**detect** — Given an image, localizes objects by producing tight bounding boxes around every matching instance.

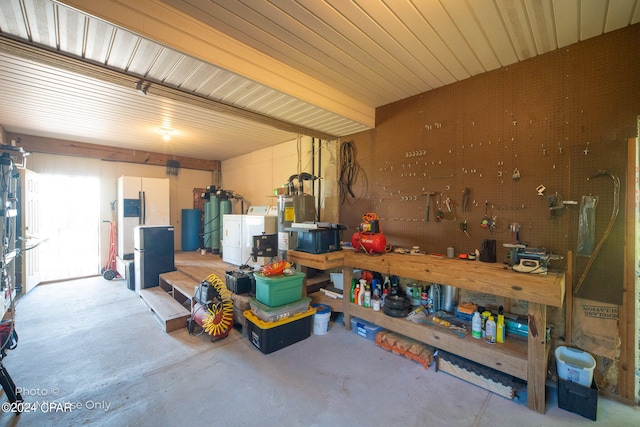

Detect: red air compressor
[351,213,387,254]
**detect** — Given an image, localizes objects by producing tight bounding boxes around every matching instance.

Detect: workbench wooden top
[342,251,565,307]
[287,250,345,270]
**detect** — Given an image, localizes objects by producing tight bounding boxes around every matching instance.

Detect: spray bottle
[350,279,357,303]
[382,276,390,307]
[371,278,380,299]
[353,280,360,305]
[358,279,367,306]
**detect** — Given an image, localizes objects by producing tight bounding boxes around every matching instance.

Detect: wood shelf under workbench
[348,302,528,378]
[288,249,565,414]
[287,250,345,312]
[287,250,345,270]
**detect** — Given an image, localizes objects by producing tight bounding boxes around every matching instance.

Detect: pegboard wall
[340,24,639,276]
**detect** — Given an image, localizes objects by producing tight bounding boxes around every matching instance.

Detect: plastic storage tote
[350,317,385,341]
[249,296,311,322]
[255,272,304,307]
[244,307,316,354]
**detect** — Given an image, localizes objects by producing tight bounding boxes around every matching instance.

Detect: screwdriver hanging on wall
[460,221,471,239]
[436,193,444,221]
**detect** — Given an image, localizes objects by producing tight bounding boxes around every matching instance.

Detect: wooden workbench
[288,249,565,414]
[286,249,345,270]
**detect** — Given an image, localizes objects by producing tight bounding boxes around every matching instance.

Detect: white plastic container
[555,346,596,387]
[485,316,496,344]
[471,311,482,339]
[329,270,361,290]
[312,304,331,335]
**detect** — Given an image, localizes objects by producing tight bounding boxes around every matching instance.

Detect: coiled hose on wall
[339,141,358,204]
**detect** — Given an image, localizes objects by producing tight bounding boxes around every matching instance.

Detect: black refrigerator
[134,225,175,293]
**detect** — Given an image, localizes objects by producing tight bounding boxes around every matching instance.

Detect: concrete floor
[1,276,638,426]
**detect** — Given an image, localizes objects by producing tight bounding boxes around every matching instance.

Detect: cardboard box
[557,377,598,421]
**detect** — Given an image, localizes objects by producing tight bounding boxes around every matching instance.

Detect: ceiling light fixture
[160,128,174,141]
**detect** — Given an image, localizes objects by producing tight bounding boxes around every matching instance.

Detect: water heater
[277,194,316,259]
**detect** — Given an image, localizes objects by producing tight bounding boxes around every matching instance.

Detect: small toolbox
[225,270,255,295]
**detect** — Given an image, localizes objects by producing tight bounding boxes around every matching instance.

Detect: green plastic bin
[255,272,304,307]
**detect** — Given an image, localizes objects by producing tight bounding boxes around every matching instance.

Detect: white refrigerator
[222,214,277,268]
[117,176,170,260]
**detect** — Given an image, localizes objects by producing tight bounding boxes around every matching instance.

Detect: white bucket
[555,346,596,387]
[312,304,331,335]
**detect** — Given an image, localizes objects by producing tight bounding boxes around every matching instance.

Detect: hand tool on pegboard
[480,201,490,228]
[461,188,470,212]
[436,193,444,221]
[460,220,471,239]
[444,197,452,212]
[422,191,435,221]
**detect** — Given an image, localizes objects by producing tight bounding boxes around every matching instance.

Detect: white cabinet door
[117,176,170,259]
[222,214,242,265]
[141,177,170,225]
[119,176,140,199]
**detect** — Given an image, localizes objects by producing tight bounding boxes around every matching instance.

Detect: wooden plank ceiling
[0,0,638,162]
